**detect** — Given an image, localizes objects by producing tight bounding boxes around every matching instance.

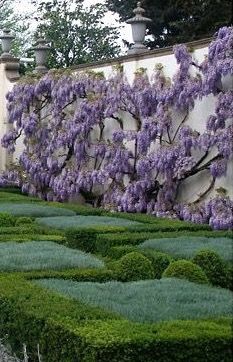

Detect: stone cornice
[70,37,212,72]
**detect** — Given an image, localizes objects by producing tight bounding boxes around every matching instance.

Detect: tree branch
[172,111,189,142]
[192,177,216,204]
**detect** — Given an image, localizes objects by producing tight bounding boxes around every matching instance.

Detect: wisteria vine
[1,27,233,229]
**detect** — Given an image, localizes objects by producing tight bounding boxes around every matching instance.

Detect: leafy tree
[1,27,233,229]
[32,0,121,68]
[106,0,232,48]
[0,0,32,58]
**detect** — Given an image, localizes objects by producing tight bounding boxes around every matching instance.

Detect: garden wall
[0,38,232,201]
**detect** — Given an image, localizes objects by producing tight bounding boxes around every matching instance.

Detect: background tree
[106,0,232,48]
[0,0,32,59]
[32,0,121,68]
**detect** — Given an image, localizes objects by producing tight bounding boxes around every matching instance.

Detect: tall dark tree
[32,0,121,68]
[106,0,232,47]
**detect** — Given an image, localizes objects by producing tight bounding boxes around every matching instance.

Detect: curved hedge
[163,260,209,284]
[0,275,232,361]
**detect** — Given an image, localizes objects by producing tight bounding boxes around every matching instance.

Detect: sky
[14,0,133,47]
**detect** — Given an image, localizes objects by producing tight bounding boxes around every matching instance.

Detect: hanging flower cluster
[1,27,233,229]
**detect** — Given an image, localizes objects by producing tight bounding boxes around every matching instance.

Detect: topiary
[193,249,228,288]
[116,252,155,281]
[162,259,208,284]
[0,212,16,227]
[140,249,173,279]
[108,245,138,260]
[15,217,33,226]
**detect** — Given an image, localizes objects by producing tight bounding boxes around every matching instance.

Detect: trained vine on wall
[1,27,233,229]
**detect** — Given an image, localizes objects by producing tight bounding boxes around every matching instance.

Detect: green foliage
[0,234,65,242]
[0,203,76,217]
[0,241,104,271]
[107,245,138,259]
[0,212,15,227]
[21,268,116,283]
[36,278,233,323]
[226,265,233,291]
[115,252,154,281]
[140,250,173,279]
[0,275,232,361]
[65,226,126,253]
[163,260,209,284]
[0,0,31,59]
[15,216,33,226]
[0,190,42,202]
[96,230,232,256]
[139,236,233,262]
[193,249,228,287]
[33,0,120,68]
[107,247,173,280]
[106,0,232,48]
[0,224,63,236]
[36,215,141,229]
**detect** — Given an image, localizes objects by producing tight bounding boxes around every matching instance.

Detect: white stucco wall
[0,40,232,200]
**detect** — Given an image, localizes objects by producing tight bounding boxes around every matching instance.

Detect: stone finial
[0,29,15,60]
[0,29,20,81]
[126,2,152,54]
[32,37,50,74]
[133,2,146,18]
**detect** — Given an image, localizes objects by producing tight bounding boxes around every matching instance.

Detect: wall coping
[70,37,212,71]
[0,56,20,82]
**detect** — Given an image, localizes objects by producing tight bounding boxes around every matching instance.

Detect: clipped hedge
[15,217,33,226]
[115,252,155,281]
[95,230,232,256]
[0,225,63,236]
[141,250,173,279]
[163,260,209,284]
[193,249,228,288]
[107,245,139,259]
[0,212,16,227]
[65,226,126,253]
[0,275,232,362]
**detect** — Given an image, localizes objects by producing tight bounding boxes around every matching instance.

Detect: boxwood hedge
[0,274,232,362]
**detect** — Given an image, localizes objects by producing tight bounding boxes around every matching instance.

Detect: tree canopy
[32,0,121,68]
[0,0,32,58]
[106,0,232,48]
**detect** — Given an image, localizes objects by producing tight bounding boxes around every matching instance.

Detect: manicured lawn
[0,241,104,271]
[0,203,76,217]
[35,278,233,323]
[36,215,142,229]
[138,237,233,262]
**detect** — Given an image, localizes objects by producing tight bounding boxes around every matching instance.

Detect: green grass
[138,237,233,262]
[0,241,104,271]
[35,278,233,323]
[0,203,76,217]
[36,215,142,229]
